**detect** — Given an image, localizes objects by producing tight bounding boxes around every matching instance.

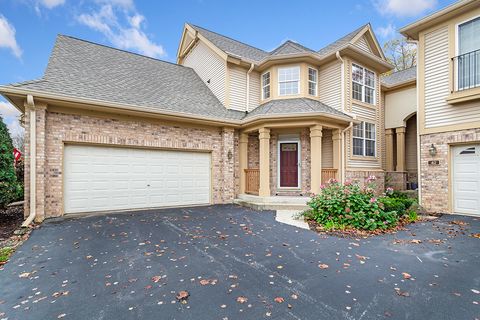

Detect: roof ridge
[300,98,317,111]
[55,34,186,69]
[189,24,268,54]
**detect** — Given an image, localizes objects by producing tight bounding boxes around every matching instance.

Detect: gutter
[22,94,36,227]
[335,51,345,112]
[246,63,254,112]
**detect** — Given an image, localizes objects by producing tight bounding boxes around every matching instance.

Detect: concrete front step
[233,199,309,211]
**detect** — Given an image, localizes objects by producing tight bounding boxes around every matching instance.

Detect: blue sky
[0,0,456,139]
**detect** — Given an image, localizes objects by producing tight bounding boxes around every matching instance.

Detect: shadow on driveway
[0,205,479,319]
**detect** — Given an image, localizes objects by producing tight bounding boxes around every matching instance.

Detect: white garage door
[453,145,480,215]
[64,145,211,214]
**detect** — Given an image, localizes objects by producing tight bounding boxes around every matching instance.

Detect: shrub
[307,177,399,231]
[0,116,22,209]
[381,188,416,217]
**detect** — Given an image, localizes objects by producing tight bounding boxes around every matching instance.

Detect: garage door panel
[64,145,211,214]
[453,145,480,215]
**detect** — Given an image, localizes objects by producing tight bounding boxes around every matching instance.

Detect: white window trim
[352,63,376,105]
[277,138,301,189]
[454,14,480,91]
[308,67,318,96]
[352,122,376,157]
[278,66,301,96]
[261,71,271,100]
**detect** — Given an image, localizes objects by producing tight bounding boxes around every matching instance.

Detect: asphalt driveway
[0,205,479,320]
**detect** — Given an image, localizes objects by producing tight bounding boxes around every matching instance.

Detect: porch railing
[245,168,260,195]
[322,168,337,184]
[452,49,480,91]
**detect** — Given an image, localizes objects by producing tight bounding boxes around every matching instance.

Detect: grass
[0,247,14,264]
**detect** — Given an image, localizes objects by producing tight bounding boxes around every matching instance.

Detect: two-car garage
[63,145,211,214]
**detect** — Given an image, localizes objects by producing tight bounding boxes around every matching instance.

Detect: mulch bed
[0,204,24,241]
[305,216,435,239]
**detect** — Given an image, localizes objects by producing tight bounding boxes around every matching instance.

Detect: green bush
[307,177,399,231]
[0,116,22,209]
[381,188,416,217]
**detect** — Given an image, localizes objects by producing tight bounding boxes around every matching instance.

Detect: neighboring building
[401,0,480,215]
[0,22,394,221]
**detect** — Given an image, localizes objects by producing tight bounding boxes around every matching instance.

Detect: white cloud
[76,4,166,58]
[375,0,438,17]
[39,0,65,9]
[376,23,396,39]
[0,101,20,118]
[0,101,23,138]
[0,14,22,59]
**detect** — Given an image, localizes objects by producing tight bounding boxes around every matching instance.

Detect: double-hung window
[352,64,375,104]
[308,67,317,96]
[262,72,271,99]
[456,16,480,91]
[278,66,300,96]
[352,122,376,157]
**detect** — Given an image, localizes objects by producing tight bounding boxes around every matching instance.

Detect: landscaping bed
[0,203,33,267]
[303,177,426,237]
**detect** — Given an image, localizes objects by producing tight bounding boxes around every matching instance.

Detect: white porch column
[332,129,341,180]
[258,128,270,197]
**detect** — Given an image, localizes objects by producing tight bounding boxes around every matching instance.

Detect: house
[0,22,393,223]
[400,0,480,215]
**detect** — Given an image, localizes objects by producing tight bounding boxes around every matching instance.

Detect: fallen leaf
[471,289,480,294]
[291,294,298,300]
[236,296,248,304]
[19,272,30,278]
[57,314,66,319]
[318,263,329,269]
[410,239,422,244]
[471,234,480,239]
[151,276,162,283]
[274,297,284,303]
[395,289,410,297]
[402,272,412,279]
[176,291,189,301]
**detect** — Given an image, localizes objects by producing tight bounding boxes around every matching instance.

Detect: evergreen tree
[0,116,20,208]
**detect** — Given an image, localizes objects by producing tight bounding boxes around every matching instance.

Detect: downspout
[341,122,354,183]
[336,51,350,182]
[246,63,254,112]
[336,51,345,112]
[22,95,36,227]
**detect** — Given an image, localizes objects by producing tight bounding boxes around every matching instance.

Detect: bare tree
[12,133,24,153]
[383,37,417,72]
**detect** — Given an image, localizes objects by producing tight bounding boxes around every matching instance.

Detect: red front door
[280,143,299,188]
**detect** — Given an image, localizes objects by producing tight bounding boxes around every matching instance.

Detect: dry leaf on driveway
[274,297,284,303]
[236,296,248,304]
[318,263,329,269]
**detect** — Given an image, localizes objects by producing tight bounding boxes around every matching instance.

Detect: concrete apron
[275,210,310,229]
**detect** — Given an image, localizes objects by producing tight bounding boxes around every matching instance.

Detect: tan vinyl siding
[424,26,480,128]
[354,36,372,53]
[228,65,247,111]
[345,58,382,170]
[318,61,342,110]
[183,41,226,106]
[352,104,375,119]
[322,129,333,168]
[406,116,417,172]
[249,71,261,111]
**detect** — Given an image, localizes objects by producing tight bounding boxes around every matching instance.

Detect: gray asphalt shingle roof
[317,24,369,57]
[381,66,417,87]
[269,40,317,56]
[190,24,270,62]
[192,24,368,63]
[5,35,245,121]
[245,98,352,119]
